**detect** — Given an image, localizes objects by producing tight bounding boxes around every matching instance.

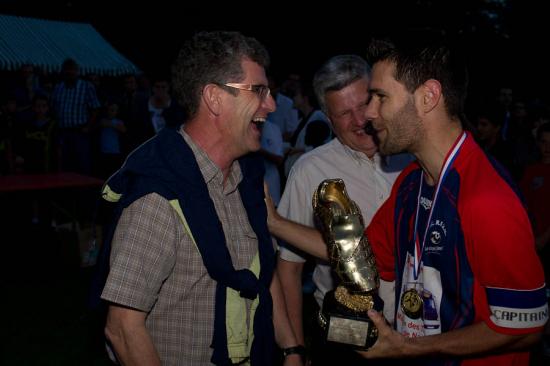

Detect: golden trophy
[312,178,383,350]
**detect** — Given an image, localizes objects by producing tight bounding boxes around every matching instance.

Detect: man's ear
[419,79,442,114]
[202,84,222,116]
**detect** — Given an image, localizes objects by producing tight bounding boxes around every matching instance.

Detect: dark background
[1,0,548,103]
[1,2,549,365]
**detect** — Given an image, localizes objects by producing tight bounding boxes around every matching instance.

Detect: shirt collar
[180,129,242,193]
[335,137,382,167]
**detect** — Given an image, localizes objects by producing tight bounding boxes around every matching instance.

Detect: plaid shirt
[51,79,100,128]
[101,130,258,365]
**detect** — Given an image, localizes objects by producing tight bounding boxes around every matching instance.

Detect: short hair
[367,33,468,118]
[172,31,270,120]
[313,55,370,114]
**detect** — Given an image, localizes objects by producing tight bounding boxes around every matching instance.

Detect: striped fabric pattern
[0,14,139,75]
[51,79,101,128]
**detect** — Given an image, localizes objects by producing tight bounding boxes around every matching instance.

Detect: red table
[0,173,106,265]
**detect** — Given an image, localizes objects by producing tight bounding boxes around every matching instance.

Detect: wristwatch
[282,345,306,359]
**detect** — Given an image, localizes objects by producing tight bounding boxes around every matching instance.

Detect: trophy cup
[312,178,383,350]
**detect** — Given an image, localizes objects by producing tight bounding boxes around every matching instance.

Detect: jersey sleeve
[462,185,548,335]
[366,185,397,282]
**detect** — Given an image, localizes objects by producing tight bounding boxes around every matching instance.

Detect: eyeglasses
[222,83,271,100]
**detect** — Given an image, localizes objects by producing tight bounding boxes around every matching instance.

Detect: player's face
[365,60,424,155]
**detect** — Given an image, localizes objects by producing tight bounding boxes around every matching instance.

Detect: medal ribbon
[412,132,467,279]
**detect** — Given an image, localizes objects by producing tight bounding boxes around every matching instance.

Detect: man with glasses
[100,31,302,366]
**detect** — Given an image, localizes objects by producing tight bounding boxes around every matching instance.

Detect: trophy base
[319,288,383,350]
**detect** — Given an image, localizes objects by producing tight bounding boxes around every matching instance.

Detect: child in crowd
[20,94,58,173]
[99,101,126,179]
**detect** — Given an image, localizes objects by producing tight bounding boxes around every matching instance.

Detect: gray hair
[172,31,270,120]
[313,55,371,114]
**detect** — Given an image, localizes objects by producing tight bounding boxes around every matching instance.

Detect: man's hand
[357,309,544,359]
[264,181,281,231]
[264,181,329,260]
[357,310,409,359]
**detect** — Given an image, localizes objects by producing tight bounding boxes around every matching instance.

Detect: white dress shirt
[278,137,412,314]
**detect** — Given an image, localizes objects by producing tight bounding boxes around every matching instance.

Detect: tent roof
[0,14,139,76]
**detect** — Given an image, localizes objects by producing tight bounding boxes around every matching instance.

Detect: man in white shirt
[277,55,410,365]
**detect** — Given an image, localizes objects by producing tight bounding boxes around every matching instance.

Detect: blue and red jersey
[367,133,548,365]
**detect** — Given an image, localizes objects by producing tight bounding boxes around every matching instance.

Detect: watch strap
[282,345,306,358]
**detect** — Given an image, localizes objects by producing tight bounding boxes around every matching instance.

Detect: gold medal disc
[401,288,423,319]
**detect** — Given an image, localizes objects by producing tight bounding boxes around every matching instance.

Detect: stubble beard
[379,99,421,155]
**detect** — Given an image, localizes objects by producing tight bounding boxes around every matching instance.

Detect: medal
[411,132,467,280]
[399,133,467,323]
[401,288,423,319]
